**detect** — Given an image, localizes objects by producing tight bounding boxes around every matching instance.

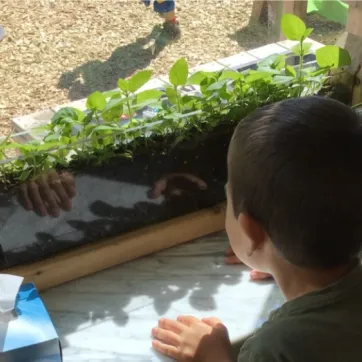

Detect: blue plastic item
[0,283,62,362]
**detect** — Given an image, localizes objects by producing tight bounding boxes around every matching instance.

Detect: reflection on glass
[18,170,76,218]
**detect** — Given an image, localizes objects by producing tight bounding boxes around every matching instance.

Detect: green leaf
[169,58,189,86]
[218,70,243,81]
[292,42,312,56]
[51,107,78,124]
[273,75,294,84]
[136,89,164,103]
[43,133,60,142]
[103,90,120,98]
[291,44,302,56]
[285,65,297,78]
[93,125,119,132]
[86,91,106,111]
[281,14,306,41]
[186,71,207,85]
[258,54,285,70]
[128,70,152,93]
[118,78,129,92]
[207,79,229,91]
[316,45,351,69]
[304,28,314,38]
[19,169,32,181]
[104,97,124,112]
[165,87,178,105]
[245,71,271,83]
[307,66,330,76]
[256,67,281,75]
[302,42,312,54]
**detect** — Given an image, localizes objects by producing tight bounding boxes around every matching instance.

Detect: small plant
[0,14,352,188]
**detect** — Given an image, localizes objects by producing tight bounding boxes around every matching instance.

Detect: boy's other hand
[225,246,273,281]
[149,173,207,199]
[152,315,232,362]
[19,170,76,217]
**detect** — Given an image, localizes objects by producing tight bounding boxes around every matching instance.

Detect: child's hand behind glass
[18,170,76,217]
[149,173,207,200]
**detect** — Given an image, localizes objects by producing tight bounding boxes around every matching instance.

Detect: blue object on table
[0,283,62,362]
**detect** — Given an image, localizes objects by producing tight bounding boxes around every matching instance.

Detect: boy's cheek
[225,203,241,251]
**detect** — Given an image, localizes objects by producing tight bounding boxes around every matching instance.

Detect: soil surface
[0,0,345,136]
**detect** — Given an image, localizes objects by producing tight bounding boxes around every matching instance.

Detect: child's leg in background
[153,0,180,38]
[154,0,176,22]
[0,26,5,42]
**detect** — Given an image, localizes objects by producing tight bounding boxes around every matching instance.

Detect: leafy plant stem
[298,40,304,97]
[175,85,181,113]
[125,91,133,121]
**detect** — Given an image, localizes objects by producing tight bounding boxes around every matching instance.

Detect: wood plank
[336,2,362,105]
[336,31,362,105]
[282,0,308,20]
[5,203,226,291]
[279,1,308,40]
[346,1,362,36]
[250,0,266,21]
[250,1,308,40]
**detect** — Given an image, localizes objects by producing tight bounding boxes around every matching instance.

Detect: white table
[41,232,284,361]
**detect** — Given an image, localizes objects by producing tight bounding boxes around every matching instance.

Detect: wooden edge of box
[5,202,226,291]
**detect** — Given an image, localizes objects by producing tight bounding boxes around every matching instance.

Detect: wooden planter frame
[5,203,226,292]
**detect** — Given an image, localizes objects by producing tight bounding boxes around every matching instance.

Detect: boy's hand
[18,170,76,217]
[225,246,273,281]
[149,173,207,199]
[152,315,232,362]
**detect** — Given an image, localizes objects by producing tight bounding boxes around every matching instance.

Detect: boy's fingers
[37,175,60,217]
[61,172,76,198]
[49,172,72,212]
[158,318,184,334]
[152,339,179,359]
[201,317,223,327]
[225,246,235,256]
[224,255,242,265]
[149,178,167,198]
[28,181,48,217]
[250,270,273,281]
[170,173,207,190]
[150,173,208,199]
[152,327,180,346]
[19,182,33,211]
[177,315,199,326]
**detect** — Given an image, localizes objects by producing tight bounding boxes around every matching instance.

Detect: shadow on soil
[58,25,172,101]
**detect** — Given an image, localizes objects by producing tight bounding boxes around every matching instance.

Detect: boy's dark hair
[228,96,362,269]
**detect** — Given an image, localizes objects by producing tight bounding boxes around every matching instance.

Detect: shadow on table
[57,24,170,101]
[41,233,243,349]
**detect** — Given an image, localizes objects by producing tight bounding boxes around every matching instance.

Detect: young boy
[142,0,181,39]
[151,96,362,361]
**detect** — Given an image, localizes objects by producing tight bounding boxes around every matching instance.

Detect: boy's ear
[238,213,267,254]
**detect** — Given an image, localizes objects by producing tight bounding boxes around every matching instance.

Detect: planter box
[3,39,324,290]
[0,128,230,268]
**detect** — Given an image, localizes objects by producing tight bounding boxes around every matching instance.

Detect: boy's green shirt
[238,262,362,362]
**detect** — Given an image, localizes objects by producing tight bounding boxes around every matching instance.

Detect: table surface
[41,232,285,362]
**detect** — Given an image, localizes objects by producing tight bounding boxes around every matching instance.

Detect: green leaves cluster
[0,14,352,186]
[280,13,351,96]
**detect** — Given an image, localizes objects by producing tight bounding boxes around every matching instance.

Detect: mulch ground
[0,0,345,136]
